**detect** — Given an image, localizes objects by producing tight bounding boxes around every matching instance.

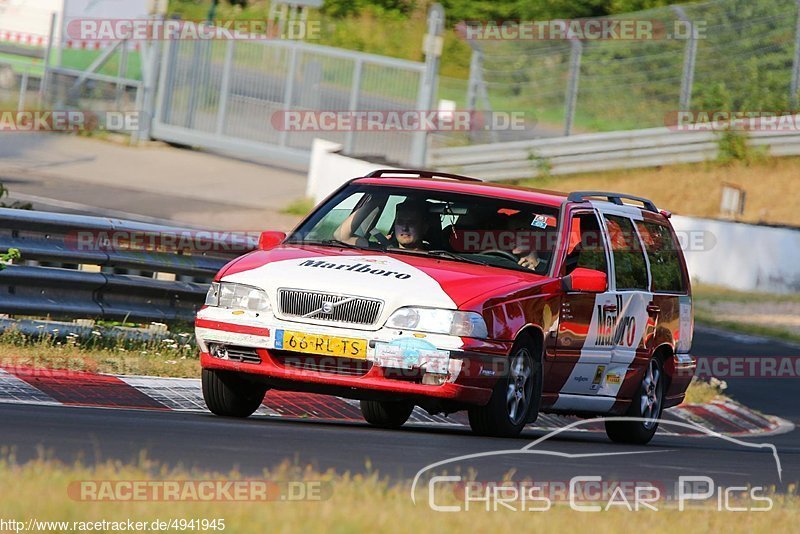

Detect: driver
[334,197,430,251]
[388,199,430,251]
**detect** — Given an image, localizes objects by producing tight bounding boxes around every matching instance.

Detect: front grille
[278,289,383,326]
[275,353,373,376]
[225,346,262,364]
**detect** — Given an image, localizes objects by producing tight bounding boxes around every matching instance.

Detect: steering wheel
[355,230,391,249]
[478,249,519,263]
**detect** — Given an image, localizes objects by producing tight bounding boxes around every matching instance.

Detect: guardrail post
[411,3,445,167]
[115,39,130,109]
[466,48,482,113]
[343,58,363,155]
[160,32,179,124]
[17,71,29,111]
[792,0,800,108]
[132,83,143,144]
[279,45,299,148]
[216,39,235,136]
[466,46,499,143]
[673,6,698,111]
[39,12,57,106]
[139,20,163,140]
[185,39,208,129]
[563,38,582,136]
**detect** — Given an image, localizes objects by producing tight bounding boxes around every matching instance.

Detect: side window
[635,221,686,293]
[306,192,365,240]
[563,212,608,276]
[605,215,648,291]
[373,196,405,235]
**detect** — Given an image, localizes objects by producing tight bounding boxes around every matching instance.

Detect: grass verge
[695,311,800,346]
[693,283,800,344]
[0,329,198,378]
[512,157,800,227]
[281,198,316,217]
[683,377,729,405]
[0,456,796,532]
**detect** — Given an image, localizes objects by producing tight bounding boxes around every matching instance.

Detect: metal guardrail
[428,126,800,181]
[0,209,258,323]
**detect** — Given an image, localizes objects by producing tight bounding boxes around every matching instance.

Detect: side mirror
[258,231,287,251]
[562,267,607,293]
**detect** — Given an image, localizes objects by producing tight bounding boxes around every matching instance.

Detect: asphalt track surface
[1,327,798,493]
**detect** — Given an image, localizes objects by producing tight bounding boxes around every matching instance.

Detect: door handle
[647,304,661,314]
[603,305,617,312]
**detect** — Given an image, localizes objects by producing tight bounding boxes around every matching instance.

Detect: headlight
[386,307,488,338]
[205,282,220,306]
[204,282,271,313]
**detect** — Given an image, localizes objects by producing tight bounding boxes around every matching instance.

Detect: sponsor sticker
[531,214,550,229]
[592,366,606,384]
[373,338,450,373]
[298,259,412,280]
[591,365,606,391]
[605,373,622,385]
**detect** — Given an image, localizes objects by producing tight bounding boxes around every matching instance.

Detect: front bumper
[200,350,495,405]
[195,309,510,406]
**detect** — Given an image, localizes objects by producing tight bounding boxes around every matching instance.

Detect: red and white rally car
[196,170,695,443]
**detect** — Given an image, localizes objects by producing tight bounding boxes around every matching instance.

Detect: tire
[360,400,414,429]
[202,368,268,418]
[605,356,665,445]
[468,337,541,438]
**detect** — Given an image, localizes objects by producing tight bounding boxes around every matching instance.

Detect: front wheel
[605,356,665,445]
[360,400,414,429]
[202,368,268,418]
[468,339,540,438]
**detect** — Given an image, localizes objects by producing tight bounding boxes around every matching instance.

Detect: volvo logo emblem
[302,296,356,319]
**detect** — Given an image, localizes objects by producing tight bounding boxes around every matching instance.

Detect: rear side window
[635,221,687,293]
[605,215,648,290]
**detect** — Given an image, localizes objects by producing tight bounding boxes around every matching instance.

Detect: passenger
[508,213,553,272]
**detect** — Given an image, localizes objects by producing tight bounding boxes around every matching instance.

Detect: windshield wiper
[385,247,488,266]
[289,238,371,250]
[428,249,489,266]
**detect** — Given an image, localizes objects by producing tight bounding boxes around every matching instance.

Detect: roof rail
[365,169,483,183]
[567,191,658,213]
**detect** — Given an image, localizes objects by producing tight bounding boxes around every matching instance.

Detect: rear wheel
[360,400,414,429]
[202,368,268,418]
[468,338,540,438]
[605,357,664,445]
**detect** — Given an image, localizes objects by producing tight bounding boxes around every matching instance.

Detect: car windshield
[287,184,561,275]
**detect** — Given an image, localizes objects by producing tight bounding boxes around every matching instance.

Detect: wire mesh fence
[454,0,800,142]
[154,37,429,167]
[0,59,42,111]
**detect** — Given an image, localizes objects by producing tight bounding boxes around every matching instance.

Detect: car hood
[218,245,548,317]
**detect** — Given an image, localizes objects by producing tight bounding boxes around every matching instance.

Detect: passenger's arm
[333,197,381,243]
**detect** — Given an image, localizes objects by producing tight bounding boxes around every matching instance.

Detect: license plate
[274,330,367,360]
